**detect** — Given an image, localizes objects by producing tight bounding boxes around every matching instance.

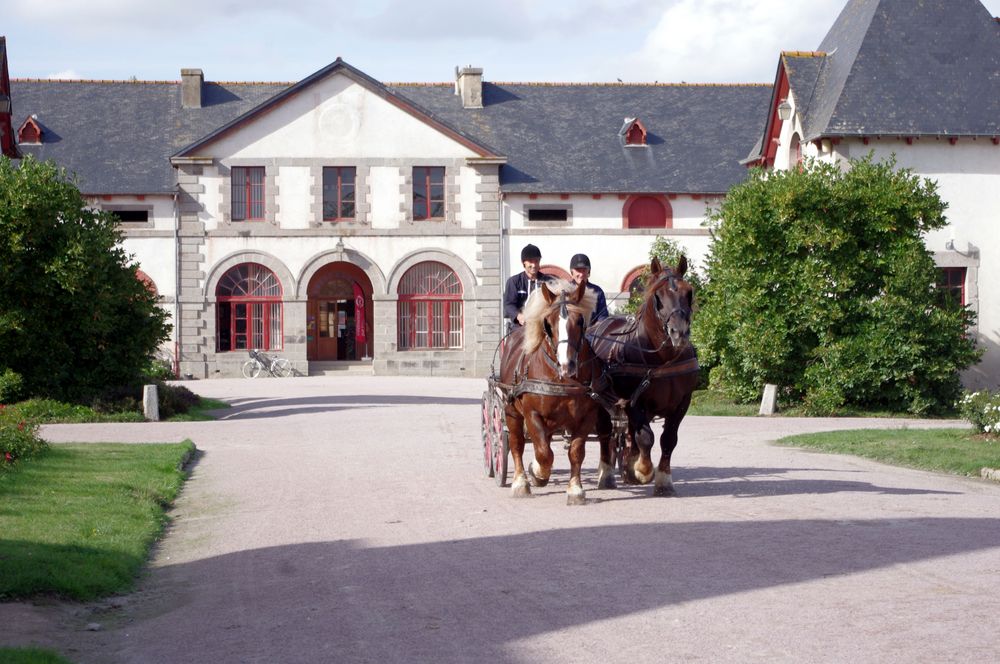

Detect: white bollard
[759,383,778,416]
[143,384,160,422]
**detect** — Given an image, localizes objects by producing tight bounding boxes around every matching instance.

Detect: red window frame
[232,166,265,221]
[216,263,283,351]
[322,166,356,221]
[397,261,462,350]
[413,166,446,220]
[936,267,966,308]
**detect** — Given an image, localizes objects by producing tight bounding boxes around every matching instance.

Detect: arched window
[790,133,803,167]
[623,195,672,229]
[216,263,283,352]
[135,269,158,296]
[621,265,647,297]
[540,265,570,280]
[397,261,463,350]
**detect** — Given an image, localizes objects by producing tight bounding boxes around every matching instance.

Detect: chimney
[455,66,483,109]
[181,68,203,109]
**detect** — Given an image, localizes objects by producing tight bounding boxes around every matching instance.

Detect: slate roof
[393,83,771,194]
[10,79,288,193]
[10,73,771,196]
[789,0,1000,140]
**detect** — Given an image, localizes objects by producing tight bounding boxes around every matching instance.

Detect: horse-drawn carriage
[480,257,700,504]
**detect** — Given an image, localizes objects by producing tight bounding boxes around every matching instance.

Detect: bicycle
[242,349,293,378]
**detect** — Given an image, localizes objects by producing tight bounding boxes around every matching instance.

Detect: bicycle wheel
[242,359,263,379]
[272,358,292,377]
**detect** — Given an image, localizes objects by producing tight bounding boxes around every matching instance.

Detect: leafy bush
[0,404,48,465]
[0,156,170,402]
[0,368,24,403]
[143,358,176,382]
[698,155,981,415]
[7,398,103,422]
[6,398,145,423]
[157,383,199,419]
[958,391,1000,436]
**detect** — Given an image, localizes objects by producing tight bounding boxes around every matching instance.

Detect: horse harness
[587,312,699,399]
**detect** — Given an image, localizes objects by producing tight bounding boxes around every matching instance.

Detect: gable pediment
[173,59,500,162]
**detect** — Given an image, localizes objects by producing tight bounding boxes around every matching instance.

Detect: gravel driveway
[4,376,999,663]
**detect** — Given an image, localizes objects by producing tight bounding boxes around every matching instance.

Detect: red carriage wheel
[481,391,495,477]
[491,398,509,487]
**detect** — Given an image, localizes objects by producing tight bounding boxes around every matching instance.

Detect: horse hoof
[527,462,549,487]
[653,485,676,497]
[596,462,616,489]
[566,492,587,506]
[511,476,531,498]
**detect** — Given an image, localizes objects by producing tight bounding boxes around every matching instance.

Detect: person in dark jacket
[503,243,553,327]
[569,253,609,324]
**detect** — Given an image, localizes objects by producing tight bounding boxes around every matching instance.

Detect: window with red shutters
[232,166,265,221]
[623,195,672,229]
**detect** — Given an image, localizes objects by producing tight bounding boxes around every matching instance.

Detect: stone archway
[306,262,374,361]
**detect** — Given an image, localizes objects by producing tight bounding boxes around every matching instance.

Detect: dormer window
[18,115,42,144]
[620,117,648,146]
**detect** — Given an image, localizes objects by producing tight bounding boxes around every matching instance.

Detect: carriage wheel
[491,398,509,487]
[481,391,495,478]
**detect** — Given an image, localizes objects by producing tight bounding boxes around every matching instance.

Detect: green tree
[0,156,170,401]
[620,236,703,315]
[697,155,979,415]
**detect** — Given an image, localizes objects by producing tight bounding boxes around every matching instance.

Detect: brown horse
[588,256,699,496]
[499,279,603,505]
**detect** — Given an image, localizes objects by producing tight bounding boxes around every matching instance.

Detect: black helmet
[570,253,591,270]
[520,244,542,261]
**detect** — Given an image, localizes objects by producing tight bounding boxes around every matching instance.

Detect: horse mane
[522,280,598,354]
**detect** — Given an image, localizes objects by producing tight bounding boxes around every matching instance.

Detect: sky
[5,0,1000,85]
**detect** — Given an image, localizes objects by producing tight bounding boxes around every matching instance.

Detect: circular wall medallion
[320,104,359,140]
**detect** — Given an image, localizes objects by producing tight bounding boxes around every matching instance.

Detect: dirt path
[4,376,999,663]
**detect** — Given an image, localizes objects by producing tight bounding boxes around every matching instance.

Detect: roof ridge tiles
[12,78,295,85]
[470,81,770,87]
[13,78,178,84]
[781,50,828,58]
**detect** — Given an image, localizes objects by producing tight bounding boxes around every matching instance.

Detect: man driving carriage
[503,243,554,328]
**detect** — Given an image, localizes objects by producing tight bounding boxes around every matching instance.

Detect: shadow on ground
[212,394,482,420]
[42,517,1000,664]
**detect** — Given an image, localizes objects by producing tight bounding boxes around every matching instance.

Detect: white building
[2,0,997,388]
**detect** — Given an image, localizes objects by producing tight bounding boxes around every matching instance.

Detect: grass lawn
[0,441,195,600]
[687,389,759,416]
[6,396,229,423]
[165,397,230,421]
[0,647,74,663]
[686,388,961,419]
[777,428,1000,476]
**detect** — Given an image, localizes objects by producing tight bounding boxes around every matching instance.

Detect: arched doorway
[307,262,374,361]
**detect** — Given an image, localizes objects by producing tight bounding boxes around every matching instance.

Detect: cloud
[6,0,326,30]
[622,0,846,83]
[46,70,82,80]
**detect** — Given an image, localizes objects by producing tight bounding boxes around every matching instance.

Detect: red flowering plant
[0,404,48,467]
